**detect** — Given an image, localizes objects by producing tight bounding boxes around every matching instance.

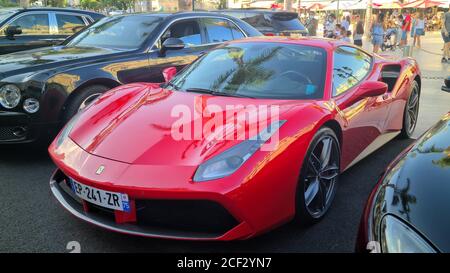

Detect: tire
[295,127,341,225]
[61,85,109,124]
[400,80,420,139]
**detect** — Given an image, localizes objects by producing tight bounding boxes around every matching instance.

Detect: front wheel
[400,81,420,138]
[61,85,109,124]
[295,127,341,225]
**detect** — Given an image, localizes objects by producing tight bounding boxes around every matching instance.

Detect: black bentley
[0,7,104,55]
[356,112,450,253]
[0,12,261,144]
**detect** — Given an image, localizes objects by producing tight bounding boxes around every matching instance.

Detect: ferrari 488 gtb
[49,37,421,240]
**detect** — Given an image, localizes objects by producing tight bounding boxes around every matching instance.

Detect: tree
[0,0,19,7]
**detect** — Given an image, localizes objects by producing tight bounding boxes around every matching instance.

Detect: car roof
[11,7,103,16]
[115,11,243,20]
[215,9,298,14]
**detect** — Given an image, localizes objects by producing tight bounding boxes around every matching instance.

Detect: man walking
[441,5,450,63]
[400,10,411,47]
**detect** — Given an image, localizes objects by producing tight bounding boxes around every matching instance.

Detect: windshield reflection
[169,43,326,100]
[67,15,163,50]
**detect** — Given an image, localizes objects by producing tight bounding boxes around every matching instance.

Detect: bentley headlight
[380,215,436,253]
[193,120,286,182]
[0,84,21,109]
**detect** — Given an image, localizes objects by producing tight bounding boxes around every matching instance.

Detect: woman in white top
[414,11,426,48]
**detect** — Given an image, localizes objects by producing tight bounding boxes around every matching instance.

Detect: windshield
[66,15,163,50]
[169,43,326,100]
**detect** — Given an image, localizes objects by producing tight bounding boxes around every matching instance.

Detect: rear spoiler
[271,12,298,21]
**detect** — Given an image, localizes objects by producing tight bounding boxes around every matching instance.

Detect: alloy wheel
[304,135,340,218]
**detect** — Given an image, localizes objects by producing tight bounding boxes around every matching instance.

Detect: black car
[0,12,261,144]
[0,7,104,55]
[212,9,308,36]
[356,112,450,253]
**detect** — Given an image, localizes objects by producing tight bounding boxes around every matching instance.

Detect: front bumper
[50,169,251,240]
[48,137,296,241]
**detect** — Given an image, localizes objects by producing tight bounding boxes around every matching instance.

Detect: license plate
[69,179,130,212]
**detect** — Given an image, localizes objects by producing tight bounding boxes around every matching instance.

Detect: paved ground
[0,33,448,253]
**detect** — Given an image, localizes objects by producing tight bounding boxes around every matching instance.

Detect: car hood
[379,113,450,252]
[68,83,302,165]
[0,46,122,78]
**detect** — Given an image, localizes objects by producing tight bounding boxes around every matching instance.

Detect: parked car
[356,112,450,253]
[0,7,104,55]
[212,9,308,37]
[49,38,421,240]
[0,12,261,144]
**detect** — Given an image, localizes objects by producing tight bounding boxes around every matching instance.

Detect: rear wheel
[295,127,340,225]
[400,81,420,139]
[61,85,109,124]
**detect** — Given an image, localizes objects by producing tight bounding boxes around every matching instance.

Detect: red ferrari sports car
[49,37,421,241]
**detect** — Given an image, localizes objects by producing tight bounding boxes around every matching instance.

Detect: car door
[51,12,90,45]
[147,18,208,82]
[0,12,53,54]
[147,17,246,83]
[331,46,391,169]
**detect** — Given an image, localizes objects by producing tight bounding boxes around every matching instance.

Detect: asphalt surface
[0,33,449,253]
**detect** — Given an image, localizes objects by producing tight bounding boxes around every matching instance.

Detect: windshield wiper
[185,88,255,98]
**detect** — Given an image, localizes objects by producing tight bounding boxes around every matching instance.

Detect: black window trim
[148,15,248,53]
[332,45,374,98]
[0,11,51,36]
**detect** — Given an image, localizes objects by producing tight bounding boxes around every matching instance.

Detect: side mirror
[5,26,22,40]
[162,66,177,83]
[160,38,185,55]
[442,76,450,93]
[346,81,388,106]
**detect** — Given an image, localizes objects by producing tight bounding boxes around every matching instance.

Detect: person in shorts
[371,13,385,53]
[442,5,450,63]
[400,11,411,46]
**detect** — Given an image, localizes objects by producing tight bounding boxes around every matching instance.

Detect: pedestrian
[442,4,450,63]
[335,23,342,39]
[414,12,425,48]
[395,14,403,46]
[305,11,318,36]
[324,13,336,38]
[400,10,412,47]
[341,30,352,43]
[353,15,364,47]
[410,12,416,43]
[371,13,385,53]
[341,15,351,31]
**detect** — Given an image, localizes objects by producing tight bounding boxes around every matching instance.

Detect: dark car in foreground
[0,12,261,144]
[0,7,104,55]
[356,112,450,253]
[212,9,308,37]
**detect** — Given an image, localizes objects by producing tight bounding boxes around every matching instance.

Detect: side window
[160,19,202,47]
[202,18,234,43]
[228,21,245,40]
[56,14,86,35]
[8,13,50,35]
[332,46,372,96]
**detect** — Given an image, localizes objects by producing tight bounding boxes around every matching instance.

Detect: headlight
[0,84,21,109]
[193,120,286,182]
[380,215,436,253]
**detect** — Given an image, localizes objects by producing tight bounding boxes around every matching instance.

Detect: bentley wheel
[61,85,109,124]
[296,127,340,225]
[400,81,420,139]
